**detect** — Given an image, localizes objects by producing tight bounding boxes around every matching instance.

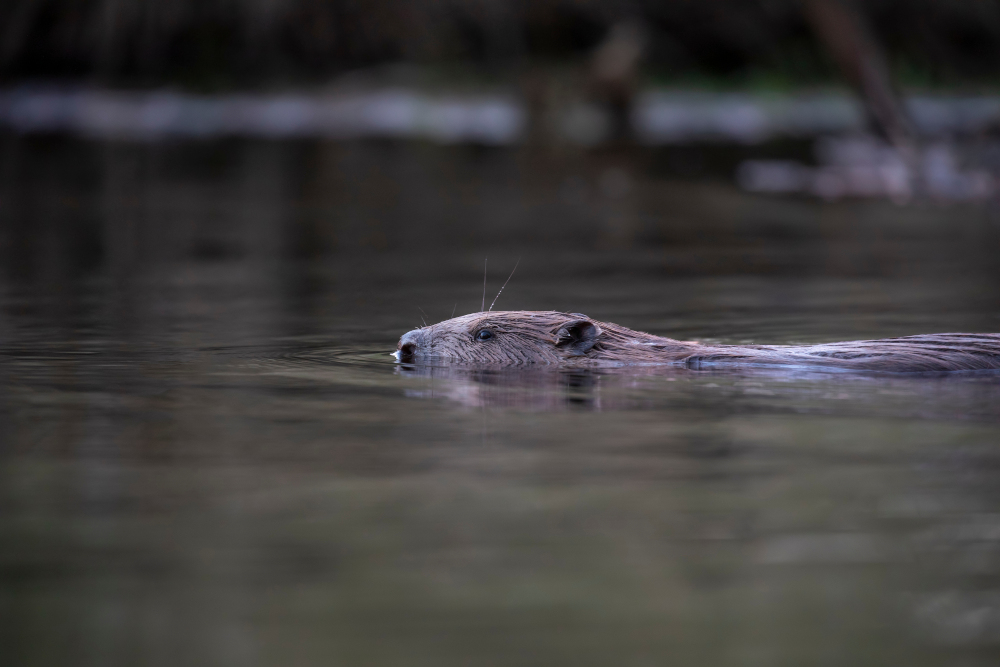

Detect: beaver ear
[555,319,602,356]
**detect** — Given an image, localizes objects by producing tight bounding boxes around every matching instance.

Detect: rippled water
[3,135,1000,666]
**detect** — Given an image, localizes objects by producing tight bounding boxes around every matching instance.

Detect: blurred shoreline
[4,84,1000,145]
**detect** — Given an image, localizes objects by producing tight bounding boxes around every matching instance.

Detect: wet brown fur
[397,311,1000,373]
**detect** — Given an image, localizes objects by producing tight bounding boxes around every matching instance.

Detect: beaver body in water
[395,311,1000,372]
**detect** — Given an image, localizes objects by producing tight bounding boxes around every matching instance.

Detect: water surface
[2,135,1000,666]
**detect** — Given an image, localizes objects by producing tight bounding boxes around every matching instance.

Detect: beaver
[395,311,1000,372]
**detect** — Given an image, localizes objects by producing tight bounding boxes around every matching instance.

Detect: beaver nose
[396,329,425,359]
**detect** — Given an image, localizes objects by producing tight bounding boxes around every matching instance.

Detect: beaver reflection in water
[395,311,1000,373]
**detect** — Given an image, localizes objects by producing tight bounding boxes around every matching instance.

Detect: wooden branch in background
[804,0,916,151]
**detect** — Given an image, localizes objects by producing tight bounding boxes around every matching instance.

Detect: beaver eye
[475,329,494,342]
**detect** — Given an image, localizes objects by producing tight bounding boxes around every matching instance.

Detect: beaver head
[395,311,603,364]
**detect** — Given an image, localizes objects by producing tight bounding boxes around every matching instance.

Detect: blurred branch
[589,19,646,141]
[804,0,915,150]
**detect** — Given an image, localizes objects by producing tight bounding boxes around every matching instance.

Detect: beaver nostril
[399,342,417,357]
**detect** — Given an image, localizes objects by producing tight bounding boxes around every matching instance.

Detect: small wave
[215,342,399,382]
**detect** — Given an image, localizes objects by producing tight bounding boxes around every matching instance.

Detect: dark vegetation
[2,0,1000,89]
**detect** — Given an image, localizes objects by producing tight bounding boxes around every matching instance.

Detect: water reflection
[391,357,1000,422]
[395,362,606,410]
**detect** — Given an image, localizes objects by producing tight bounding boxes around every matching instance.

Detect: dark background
[3,0,1000,89]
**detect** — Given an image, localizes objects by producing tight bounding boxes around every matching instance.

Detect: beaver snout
[395,329,426,360]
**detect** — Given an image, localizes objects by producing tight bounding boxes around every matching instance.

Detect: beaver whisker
[488,257,520,313]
